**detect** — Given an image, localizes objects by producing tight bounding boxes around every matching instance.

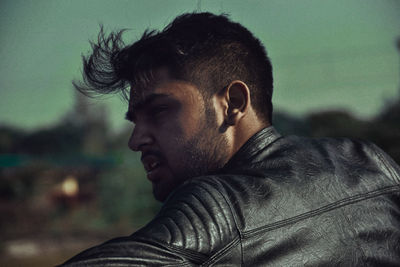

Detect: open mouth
[142,153,163,175]
[147,161,161,173]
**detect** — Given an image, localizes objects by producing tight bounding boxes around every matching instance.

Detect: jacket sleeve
[60,176,239,266]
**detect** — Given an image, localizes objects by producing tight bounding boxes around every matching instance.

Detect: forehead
[128,69,204,115]
[129,68,171,106]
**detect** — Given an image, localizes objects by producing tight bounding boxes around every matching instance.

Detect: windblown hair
[74,12,274,123]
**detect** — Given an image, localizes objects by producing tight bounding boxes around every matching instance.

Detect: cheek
[211,96,225,126]
[156,125,188,169]
[159,109,198,142]
[154,119,185,157]
[178,107,206,139]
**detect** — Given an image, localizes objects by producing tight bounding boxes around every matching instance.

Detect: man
[62,12,400,266]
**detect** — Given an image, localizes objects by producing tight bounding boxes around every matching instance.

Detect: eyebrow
[125,93,171,122]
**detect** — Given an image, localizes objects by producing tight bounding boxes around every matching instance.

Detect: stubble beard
[175,107,229,183]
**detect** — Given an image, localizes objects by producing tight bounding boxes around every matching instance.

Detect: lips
[141,152,163,181]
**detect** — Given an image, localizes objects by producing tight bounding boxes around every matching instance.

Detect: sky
[0,0,399,132]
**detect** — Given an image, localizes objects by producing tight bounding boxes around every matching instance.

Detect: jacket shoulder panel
[135,176,240,257]
[217,136,400,232]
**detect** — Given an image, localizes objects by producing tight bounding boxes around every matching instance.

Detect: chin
[153,185,170,202]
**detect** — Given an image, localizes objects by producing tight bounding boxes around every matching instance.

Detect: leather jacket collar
[223,126,282,170]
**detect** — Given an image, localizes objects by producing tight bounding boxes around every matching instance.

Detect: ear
[224,80,250,126]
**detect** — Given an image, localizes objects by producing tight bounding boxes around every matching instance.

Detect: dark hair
[74,12,274,123]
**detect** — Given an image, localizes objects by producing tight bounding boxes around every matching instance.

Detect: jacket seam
[193,183,234,243]
[371,143,400,184]
[165,262,194,267]
[134,237,208,263]
[62,257,192,266]
[243,185,400,238]
[200,236,241,266]
[153,242,207,263]
[205,178,244,266]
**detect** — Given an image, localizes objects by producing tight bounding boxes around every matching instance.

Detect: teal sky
[0,0,399,132]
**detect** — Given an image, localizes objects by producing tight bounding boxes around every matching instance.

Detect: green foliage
[306,110,368,138]
[19,123,84,156]
[273,111,310,136]
[0,126,26,153]
[0,163,46,200]
[274,97,400,165]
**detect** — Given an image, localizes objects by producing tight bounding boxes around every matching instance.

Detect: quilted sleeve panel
[136,176,240,256]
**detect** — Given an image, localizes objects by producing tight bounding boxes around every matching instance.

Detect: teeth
[149,162,159,170]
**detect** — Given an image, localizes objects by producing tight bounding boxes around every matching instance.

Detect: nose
[128,123,154,151]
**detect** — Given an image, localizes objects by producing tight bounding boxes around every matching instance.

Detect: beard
[153,125,228,202]
[173,108,229,182]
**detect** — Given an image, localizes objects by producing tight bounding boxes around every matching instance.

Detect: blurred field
[2,237,103,267]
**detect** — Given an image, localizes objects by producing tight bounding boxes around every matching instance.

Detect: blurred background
[0,0,399,266]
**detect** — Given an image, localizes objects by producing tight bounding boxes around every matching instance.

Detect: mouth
[141,153,163,181]
[147,160,161,173]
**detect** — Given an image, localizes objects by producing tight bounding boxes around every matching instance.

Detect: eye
[150,105,168,117]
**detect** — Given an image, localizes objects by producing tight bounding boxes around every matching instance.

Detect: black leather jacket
[62,127,400,266]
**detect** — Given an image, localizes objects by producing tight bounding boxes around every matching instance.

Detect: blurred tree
[273,111,310,136]
[17,122,84,156]
[0,126,26,153]
[306,110,369,139]
[370,98,400,163]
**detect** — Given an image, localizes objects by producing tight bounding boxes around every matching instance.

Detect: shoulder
[263,136,400,193]
[135,176,240,255]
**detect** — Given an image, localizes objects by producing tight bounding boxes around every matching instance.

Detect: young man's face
[126,70,229,201]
